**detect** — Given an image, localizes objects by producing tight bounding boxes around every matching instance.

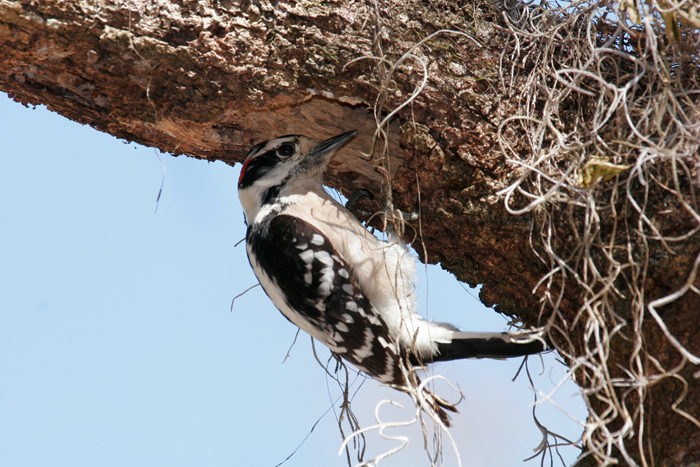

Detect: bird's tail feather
[395,330,546,426]
[426,331,547,363]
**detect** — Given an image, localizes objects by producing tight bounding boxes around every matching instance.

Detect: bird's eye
[277,143,295,157]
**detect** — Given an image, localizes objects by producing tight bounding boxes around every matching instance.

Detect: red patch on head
[238,157,251,185]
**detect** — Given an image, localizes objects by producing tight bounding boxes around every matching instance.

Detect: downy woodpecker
[238,130,545,425]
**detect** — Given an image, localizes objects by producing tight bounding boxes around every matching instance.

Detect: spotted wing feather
[248,213,405,386]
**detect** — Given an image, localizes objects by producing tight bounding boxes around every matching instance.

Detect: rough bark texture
[0,0,546,316]
[1,1,698,466]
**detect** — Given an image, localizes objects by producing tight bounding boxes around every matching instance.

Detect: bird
[237,130,546,425]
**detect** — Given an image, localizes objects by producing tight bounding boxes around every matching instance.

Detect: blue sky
[0,93,586,467]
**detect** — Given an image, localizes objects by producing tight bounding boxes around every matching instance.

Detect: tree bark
[2,1,698,465]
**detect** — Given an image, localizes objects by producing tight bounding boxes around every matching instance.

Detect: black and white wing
[247,213,405,386]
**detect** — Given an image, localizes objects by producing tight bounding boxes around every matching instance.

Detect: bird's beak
[311,130,357,163]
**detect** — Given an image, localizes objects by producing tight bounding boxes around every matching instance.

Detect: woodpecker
[238,130,546,425]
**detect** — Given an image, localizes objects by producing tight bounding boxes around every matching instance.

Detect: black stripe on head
[238,148,279,190]
[238,136,300,190]
[262,184,282,205]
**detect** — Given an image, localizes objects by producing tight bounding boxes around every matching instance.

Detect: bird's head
[238,130,356,221]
